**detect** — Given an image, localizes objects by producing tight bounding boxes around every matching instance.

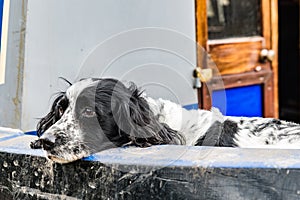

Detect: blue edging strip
[2,129,300,169]
[0,132,24,142]
[25,131,38,136]
[82,145,300,169]
[183,103,198,110]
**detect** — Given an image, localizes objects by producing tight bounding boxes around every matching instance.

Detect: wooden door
[196,0,278,118]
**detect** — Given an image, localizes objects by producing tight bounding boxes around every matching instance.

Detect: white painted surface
[0,0,27,129]
[19,0,197,131]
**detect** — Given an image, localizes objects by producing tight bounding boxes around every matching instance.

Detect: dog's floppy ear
[110,81,185,147]
[36,93,68,137]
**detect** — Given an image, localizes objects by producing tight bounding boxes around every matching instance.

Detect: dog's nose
[40,138,55,150]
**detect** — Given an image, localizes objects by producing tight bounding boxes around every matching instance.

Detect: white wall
[21,0,197,131]
[0,0,27,129]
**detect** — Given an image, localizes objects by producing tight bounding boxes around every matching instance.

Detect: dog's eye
[82,107,96,118]
[58,107,64,116]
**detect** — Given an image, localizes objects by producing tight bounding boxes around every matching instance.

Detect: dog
[31,78,300,163]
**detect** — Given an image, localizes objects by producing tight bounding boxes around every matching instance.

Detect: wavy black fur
[93,78,185,148]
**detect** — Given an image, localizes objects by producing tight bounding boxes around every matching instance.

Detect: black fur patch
[196,121,222,146]
[195,119,238,147]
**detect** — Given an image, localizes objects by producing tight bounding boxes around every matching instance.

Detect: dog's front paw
[30,139,43,149]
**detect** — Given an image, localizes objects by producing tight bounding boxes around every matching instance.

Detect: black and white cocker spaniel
[31,78,300,163]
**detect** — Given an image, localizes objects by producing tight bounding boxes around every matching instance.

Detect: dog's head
[31,78,184,163]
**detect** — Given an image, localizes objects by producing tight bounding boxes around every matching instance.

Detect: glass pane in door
[207,0,262,39]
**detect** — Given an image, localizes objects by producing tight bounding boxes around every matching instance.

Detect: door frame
[195,0,278,118]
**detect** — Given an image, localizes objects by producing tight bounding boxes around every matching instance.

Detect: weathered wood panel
[270,0,279,118]
[209,69,271,90]
[208,37,266,75]
[262,0,271,48]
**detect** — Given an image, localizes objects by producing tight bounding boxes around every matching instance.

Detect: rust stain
[12,0,27,127]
